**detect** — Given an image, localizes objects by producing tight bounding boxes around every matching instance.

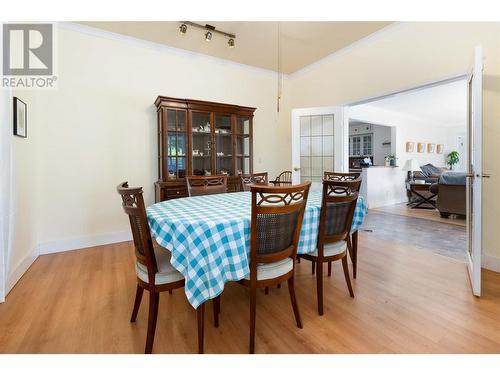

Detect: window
[300,114,335,184]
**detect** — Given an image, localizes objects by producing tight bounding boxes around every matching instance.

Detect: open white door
[466,46,484,296]
[291,107,346,189]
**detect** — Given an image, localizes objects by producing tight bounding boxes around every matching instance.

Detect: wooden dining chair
[322,172,362,278]
[116,182,218,354]
[186,175,228,197]
[270,170,292,186]
[240,172,269,191]
[238,182,311,353]
[324,171,361,185]
[298,180,358,315]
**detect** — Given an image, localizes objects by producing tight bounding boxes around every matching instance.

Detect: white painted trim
[290,22,407,78]
[482,253,500,273]
[57,22,285,79]
[38,230,132,255]
[6,248,38,296]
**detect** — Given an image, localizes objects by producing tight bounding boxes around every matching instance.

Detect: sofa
[430,172,466,217]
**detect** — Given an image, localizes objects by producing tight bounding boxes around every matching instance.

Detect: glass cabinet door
[215,114,233,176]
[235,116,251,175]
[191,111,212,176]
[165,109,187,180]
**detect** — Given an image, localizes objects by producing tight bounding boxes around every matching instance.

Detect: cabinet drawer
[165,187,188,199]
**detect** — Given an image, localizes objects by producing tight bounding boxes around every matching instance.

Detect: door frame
[466,46,483,296]
[291,106,346,184]
[291,71,483,296]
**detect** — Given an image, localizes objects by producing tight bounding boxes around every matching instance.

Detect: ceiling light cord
[277,22,283,113]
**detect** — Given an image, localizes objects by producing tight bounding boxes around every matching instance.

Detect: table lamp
[402,159,420,181]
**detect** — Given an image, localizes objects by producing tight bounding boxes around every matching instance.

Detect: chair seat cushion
[312,240,347,257]
[245,258,294,281]
[136,247,184,285]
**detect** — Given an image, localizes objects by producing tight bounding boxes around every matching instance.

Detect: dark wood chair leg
[264,287,269,295]
[316,259,324,315]
[145,291,159,354]
[312,260,316,274]
[249,287,257,354]
[130,284,143,323]
[342,255,355,298]
[352,230,358,279]
[327,261,332,277]
[213,296,220,328]
[197,303,205,354]
[297,257,301,263]
[287,277,303,328]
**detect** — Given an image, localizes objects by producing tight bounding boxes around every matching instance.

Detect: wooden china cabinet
[154,96,256,202]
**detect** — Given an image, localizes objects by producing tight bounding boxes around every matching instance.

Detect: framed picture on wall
[417,142,426,153]
[427,143,436,153]
[13,97,27,138]
[405,141,415,152]
[437,144,444,154]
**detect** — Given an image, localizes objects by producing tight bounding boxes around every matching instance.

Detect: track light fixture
[179,21,236,48]
[179,23,187,35]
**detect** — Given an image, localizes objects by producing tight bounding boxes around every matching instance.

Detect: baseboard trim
[482,253,500,273]
[38,230,132,255]
[6,249,38,295]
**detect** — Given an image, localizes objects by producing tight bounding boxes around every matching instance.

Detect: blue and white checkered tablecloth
[147,191,367,308]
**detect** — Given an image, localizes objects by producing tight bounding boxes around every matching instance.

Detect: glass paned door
[236,116,251,174]
[165,109,187,179]
[215,115,233,176]
[299,114,334,188]
[191,111,212,176]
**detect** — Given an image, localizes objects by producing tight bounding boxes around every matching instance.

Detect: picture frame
[427,143,436,153]
[437,144,444,154]
[13,97,27,138]
[417,142,426,153]
[405,141,415,153]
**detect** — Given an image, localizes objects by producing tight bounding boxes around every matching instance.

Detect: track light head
[228,38,235,48]
[205,31,212,42]
[179,23,187,35]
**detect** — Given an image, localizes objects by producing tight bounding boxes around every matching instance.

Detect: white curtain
[0,26,15,302]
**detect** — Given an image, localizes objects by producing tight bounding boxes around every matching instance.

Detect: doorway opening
[346,78,469,263]
[291,52,483,296]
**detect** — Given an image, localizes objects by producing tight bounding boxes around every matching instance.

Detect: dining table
[147,190,367,308]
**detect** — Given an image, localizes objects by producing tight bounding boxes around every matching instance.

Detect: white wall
[360,167,407,209]
[0,74,10,303]
[349,104,463,169]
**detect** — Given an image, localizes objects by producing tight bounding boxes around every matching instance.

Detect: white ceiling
[78,21,392,74]
[361,80,468,127]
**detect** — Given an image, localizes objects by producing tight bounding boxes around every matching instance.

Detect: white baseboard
[482,253,500,273]
[6,249,38,295]
[38,230,132,255]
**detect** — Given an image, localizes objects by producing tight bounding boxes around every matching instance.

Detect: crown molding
[57,22,289,79]
[290,22,407,78]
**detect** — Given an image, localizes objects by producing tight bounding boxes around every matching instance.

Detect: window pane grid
[299,114,335,181]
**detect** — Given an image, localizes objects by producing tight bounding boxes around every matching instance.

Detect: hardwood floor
[363,210,467,261]
[371,203,466,227]
[1,234,500,354]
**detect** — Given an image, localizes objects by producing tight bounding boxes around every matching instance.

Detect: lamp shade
[402,159,420,172]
